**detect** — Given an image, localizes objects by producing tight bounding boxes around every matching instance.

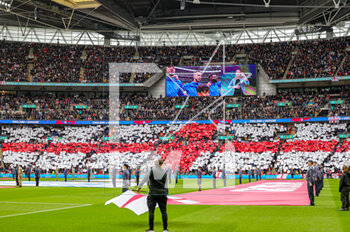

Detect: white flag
[105,190,151,215]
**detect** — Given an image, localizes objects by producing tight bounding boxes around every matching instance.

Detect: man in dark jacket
[138,159,168,232]
[339,165,350,211]
[306,160,315,206]
[35,166,40,187]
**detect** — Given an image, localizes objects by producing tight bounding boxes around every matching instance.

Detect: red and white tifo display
[169,180,310,206]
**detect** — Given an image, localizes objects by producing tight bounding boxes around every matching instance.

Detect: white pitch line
[0,202,85,205]
[0,204,92,219]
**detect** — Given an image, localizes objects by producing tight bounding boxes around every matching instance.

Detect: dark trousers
[88,175,91,182]
[239,177,242,184]
[64,175,67,182]
[27,174,31,181]
[248,176,251,182]
[16,176,19,186]
[308,182,315,205]
[147,195,168,230]
[12,174,15,180]
[315,180,321,196]
[341,188,350,209]
[259,174,262,180]
[35,177,39,186]
[122,188,128,193]
[136,176,139,186]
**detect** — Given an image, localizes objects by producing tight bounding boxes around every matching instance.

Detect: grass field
[0,179,349,232]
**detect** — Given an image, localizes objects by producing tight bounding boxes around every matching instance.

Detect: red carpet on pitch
[168,180,309,206]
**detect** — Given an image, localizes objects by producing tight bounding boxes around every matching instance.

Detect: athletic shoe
[338,208,347,211]
[308,204,315,206]
[163,230,169,232]
[145,229,154,232]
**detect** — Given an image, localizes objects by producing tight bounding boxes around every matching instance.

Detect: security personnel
[212,167,217,189]
[222,166,226,187]
[17,165,23,187]
[338,165,350,211]
[197,167,202,191]
[35,166,40,187]
[15,165,19,186]
[313,161,321,196]
[239,169,243,184]
[26,165,31,181]
[64,168,68,182]
[306,160,315,206]
[137,159,168,232]
[135,167,140,186]
[258,167,262,181]
[319,165,324,193]
[87,167,92,182]
[122,164,130,193]
[11,166,16,180]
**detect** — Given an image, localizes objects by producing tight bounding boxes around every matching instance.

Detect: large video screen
[166,65,256,97]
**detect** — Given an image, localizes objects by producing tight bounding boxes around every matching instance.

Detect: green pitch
[0,179,349,232]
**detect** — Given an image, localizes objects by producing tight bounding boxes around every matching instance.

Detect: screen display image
[166,65,256,97]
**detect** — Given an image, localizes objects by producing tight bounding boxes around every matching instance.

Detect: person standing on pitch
[111,165,117,188]
[259,167,262,181]
[71,166,75,182]
[64,168,68,182]
[338,165,350,211]
[306,160,315,206]
[239,169,243,184]
[212,167,217,189]
[17,165,23,187]
[11,166,16,180]
[222,166,227,187]
[135,167,140,186]
[87,167,92,182]
[15,165,19,186]
[122,164,130,193]
[319,165,324,193]
[137,159,168,232]
[197,167,202,191]
[313,161,320,196]
[35,166,40,187]
[26,165,31,181]
[255,168,259,181]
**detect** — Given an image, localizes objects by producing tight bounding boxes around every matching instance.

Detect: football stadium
[0,0,350,231]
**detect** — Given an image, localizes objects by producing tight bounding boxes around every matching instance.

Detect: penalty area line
[0,204,92,219]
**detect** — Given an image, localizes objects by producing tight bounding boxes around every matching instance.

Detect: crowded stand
[0,41,30,82]
[1,122,349,174]
[1,37,350,83]
[0,90,344,121]
[287,37,348,79]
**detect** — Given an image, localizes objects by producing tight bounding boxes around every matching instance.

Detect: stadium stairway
[283,46,299,79]
[322,140,343,167]
[335,55,347,76]
[27,47,34,82]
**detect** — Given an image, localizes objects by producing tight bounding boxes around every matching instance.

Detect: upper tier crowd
[0,90,348,121]
[1,36,349,83]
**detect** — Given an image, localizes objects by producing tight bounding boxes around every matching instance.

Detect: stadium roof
[0,0,349,39]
